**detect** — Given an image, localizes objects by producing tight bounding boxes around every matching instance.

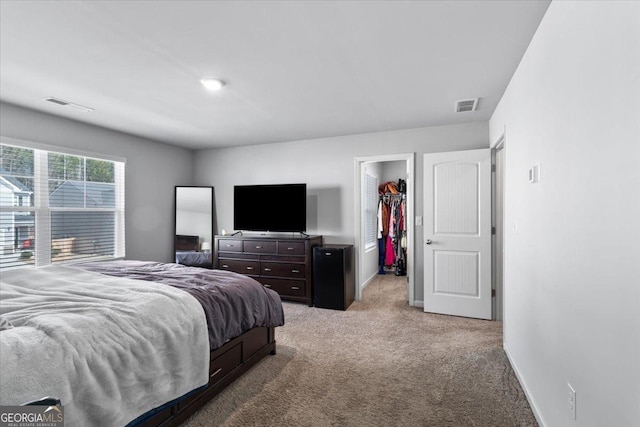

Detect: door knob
[425,239,432,245]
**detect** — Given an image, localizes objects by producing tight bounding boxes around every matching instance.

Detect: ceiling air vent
[43,97,94,112]
[455,98,478,113]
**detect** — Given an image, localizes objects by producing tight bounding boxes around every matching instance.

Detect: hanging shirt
[377,200,383,239]
[385,235,395,266]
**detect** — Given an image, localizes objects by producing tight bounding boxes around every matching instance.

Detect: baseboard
[359,272,377,296]
[503,342,546,427]
[413,300,424,308]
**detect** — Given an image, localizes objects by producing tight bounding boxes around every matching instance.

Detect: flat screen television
[234,184,307,232]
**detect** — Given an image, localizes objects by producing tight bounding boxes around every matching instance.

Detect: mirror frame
[174,186,214,257]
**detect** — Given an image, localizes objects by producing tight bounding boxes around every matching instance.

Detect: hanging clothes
[393,197,407,276]
[385,235,395,266]
[377,200,386,274]
[378,181,399,195]
[377,180,406,275]
[377,236,386,274]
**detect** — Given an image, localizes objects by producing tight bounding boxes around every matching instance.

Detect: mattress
[0,265,209,427]
[0,260,285,426]
[75,260,285,349]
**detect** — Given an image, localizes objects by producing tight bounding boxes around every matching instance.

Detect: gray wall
[490,2,640,426]
[0,104,489,304]
[194,121,489,302]
[381,160,407,184]
[0,102,193,263]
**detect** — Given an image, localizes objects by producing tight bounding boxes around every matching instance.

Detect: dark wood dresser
[214,234,323,306]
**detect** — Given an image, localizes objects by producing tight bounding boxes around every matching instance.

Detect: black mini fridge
[313,245,355,310]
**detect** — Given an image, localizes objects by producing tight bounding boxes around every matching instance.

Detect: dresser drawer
[260,278,306,296]
[241,327,270,361]
[277,241,306,255]
[214,234,322,306]
[261,262,305,279]
[218,252,257,260]
[217,239,242,252]
[243,240,277,254]
[218,259,260,275]
[209,344,242,386]
[177,343,241,411]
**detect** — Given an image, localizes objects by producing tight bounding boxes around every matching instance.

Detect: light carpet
[183,274,537,426]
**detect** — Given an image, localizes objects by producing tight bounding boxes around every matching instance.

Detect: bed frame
[137,326,276,427]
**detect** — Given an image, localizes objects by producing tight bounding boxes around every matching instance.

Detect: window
[364,172,378,249]
[0,142,125,269]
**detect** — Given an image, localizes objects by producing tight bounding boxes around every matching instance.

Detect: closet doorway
[354,153,415,305]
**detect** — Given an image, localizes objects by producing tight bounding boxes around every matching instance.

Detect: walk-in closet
[359,158,410,301]
[356,153,414,305]
[377,179,407,276]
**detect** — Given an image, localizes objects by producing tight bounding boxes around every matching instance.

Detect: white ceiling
[0,1,550,150]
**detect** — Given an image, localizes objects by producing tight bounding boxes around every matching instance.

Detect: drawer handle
[246,266,254,270]
[211,367,222,378]
[264,268,272,272]
[291,286,300,290]
[226,244,235,248]
[291,269,300,273]
[264,284,272,288]
[325,252,332,256]
[221,264,229,268]
[255,246,262,249]
[287,247,294,250]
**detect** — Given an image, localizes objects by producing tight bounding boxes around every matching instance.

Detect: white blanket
[0,265,210,427]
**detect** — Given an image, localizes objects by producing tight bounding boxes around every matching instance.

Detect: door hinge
[491,164,496,172]
[492,226,496,235]
[491,289,496,297]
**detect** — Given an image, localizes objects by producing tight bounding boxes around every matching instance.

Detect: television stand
[214,234,323,306]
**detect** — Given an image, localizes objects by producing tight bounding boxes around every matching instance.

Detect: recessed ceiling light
[200,78,225,91]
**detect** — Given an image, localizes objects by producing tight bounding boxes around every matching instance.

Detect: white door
[423,149,492,319]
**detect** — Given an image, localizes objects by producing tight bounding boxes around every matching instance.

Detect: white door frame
[492,136,505,321]
[354,153,415,305]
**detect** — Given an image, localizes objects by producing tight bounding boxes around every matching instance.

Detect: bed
[0,260,284,427]
[175,235,212,268]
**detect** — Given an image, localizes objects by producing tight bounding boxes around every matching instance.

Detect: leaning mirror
[174,186,213,268]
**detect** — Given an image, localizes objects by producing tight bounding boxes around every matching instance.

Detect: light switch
[529,164,540,183]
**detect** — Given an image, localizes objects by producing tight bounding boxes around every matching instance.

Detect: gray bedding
[74,260,285,349]
[0,265,210,427]
[175,250,212,268]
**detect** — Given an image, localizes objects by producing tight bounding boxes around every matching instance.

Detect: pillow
[0,316,14,331]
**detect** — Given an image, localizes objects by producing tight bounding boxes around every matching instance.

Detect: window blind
[0,142,125,269]
[364,172,378,249]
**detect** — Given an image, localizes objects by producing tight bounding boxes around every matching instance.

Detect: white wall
[381,160,406,184]
[0,102,194,263]
[176,210,211,245]
[194,121,488,302]
[490,2,640,426]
